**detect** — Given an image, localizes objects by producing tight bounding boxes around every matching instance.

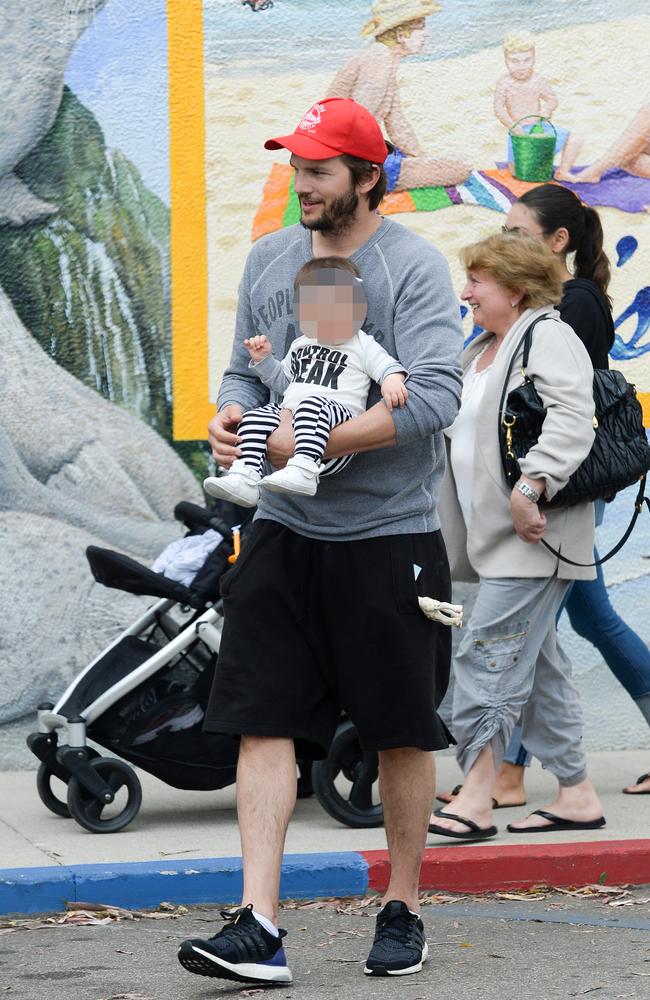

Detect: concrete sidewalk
[1,749,649,914]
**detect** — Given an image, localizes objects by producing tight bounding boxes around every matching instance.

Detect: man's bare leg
[238,735,297,925]
[379,747,435,912]
[398,156,472,190]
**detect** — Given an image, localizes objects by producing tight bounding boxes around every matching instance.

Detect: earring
[510,300,517,308]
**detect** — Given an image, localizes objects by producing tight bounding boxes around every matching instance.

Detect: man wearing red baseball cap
[178,97,464,986]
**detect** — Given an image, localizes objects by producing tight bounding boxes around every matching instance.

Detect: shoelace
[375,910,418,944]
[211,905,286,943]
[211,904,257,941]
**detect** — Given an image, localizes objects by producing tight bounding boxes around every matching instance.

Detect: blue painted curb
[0,851,369,916]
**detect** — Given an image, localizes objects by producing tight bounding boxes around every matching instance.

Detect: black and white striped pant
[238,396,354,478]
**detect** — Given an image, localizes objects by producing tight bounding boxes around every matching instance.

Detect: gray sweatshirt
[218,218,464,541]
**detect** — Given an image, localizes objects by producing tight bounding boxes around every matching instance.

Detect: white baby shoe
[260,455,320,497]
[203,459,261,508]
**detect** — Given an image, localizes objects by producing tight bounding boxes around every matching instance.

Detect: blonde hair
[503,29,535,53]
[460,232,563,310]
[376,18,420,47]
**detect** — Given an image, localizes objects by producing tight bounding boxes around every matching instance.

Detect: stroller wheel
[36,748,100,818]
[67,757,142,833]
[36,763,71,818]
[311,719,384,828]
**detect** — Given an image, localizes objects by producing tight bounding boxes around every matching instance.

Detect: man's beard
[300,186,359,235]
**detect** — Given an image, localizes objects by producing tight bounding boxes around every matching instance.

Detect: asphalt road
[2,889,650,1000]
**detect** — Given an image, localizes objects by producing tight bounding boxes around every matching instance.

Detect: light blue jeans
[505,500,650,768]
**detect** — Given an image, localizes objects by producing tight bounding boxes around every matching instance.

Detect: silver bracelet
[514,480,541,504]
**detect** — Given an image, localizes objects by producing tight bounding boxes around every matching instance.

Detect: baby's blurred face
[505,48,535,81]
[297,272,367,345]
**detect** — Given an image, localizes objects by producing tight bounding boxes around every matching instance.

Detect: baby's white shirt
[251,330,406,417]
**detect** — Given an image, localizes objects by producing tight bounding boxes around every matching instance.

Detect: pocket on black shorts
[219,522,264,599]
[389,537,421,615]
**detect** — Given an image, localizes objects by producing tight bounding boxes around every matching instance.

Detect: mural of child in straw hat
[328,0,471,191]
[494,29,582,182]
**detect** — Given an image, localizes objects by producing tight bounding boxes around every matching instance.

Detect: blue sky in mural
[65,0,169,205]
[207,0,650,75]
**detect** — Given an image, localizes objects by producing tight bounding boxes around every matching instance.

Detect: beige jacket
[439,306,597,582]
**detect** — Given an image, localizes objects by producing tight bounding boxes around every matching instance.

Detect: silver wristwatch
[514,479,541,503]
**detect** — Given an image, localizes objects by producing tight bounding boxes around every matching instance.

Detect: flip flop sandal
[428,808,498,841]
[506,809,606,834]
[435,783,463,804]
[436,785,526,810]
[622,772,650,795]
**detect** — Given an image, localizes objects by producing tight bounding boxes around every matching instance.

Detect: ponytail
[517,185,612,308]
[574,205,612,306]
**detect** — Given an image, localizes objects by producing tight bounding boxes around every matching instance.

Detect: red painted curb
[362,840,650,893]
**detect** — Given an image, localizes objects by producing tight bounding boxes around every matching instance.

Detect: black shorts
[204,520,454,759]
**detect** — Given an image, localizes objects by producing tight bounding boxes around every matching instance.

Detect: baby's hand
[382,373,409,411]
[244,335,272,363]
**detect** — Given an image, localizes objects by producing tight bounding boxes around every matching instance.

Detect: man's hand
[510,477,547,544]
[381,373,409,411]
[244,335,272,364]
[266,408,295,469]
[208,404,244,469]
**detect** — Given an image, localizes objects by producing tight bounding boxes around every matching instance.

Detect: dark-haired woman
[439,184,650,815]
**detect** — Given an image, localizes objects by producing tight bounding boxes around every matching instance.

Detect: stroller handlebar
[174,501,233,540]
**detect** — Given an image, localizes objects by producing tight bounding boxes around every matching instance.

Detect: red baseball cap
[264,98,391,164]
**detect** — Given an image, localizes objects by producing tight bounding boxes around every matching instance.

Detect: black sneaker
[364,900,428,976]
[177,904,292,984]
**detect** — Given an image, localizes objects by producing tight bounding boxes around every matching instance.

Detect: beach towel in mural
[252,164,650,241]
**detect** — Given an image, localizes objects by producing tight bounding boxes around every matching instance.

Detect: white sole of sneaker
[203,477,258,508]
[364,940,428,976]
[179,943,292,983]
[260,479,317,497]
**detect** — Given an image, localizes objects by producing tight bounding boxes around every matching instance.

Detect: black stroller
[27,501,383,833]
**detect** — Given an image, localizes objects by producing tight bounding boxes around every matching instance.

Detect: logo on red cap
[299,103,326,132]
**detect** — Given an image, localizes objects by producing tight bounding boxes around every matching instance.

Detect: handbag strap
[497,314,555,477]
[540,475,650,567]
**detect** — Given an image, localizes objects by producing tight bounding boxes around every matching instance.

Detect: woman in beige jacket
[429,232,605,842]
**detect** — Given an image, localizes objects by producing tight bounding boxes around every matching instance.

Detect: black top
[558,278,615,370]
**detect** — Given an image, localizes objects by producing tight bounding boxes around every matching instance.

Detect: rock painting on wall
[0,0,200,758]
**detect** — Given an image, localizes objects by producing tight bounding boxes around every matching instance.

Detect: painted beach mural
[2,0,650,763]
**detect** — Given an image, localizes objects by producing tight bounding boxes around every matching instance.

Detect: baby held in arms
[203,256,408,507]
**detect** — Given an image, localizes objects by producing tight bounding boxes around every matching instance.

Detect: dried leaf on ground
[496,891,549,902]
[0,901,190,936]
[98,994,157,1000]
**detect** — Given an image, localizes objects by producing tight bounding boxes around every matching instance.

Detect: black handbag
[498,315,650,565]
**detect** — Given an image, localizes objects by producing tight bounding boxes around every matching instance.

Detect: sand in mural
[204,2,650,398]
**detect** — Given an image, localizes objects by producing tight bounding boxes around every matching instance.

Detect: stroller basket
[88,635,238,791]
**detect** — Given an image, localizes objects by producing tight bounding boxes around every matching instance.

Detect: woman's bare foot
[623,771,650,795]
[493,762,527,806]
[429,786,494,835]
[436,762,526,807]
[506,778,602,831]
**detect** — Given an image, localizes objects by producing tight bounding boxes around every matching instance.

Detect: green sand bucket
[509,115,557,182]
